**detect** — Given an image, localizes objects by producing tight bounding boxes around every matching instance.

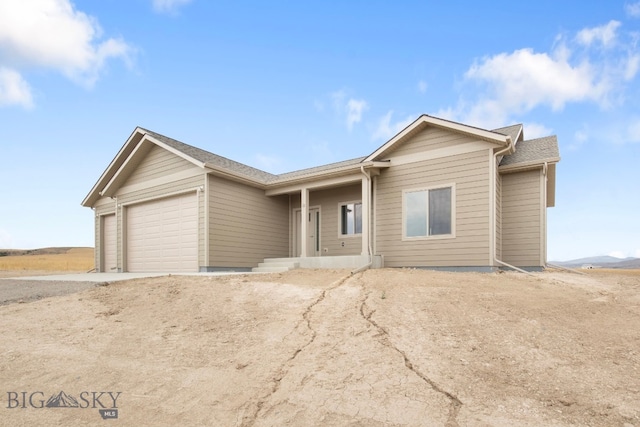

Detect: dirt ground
[0,268,639,427]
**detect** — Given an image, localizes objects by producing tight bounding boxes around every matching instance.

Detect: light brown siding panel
[311,184,362,256]
[209,175,288,268]
[376,148,492,267]
[383,126,475,158]
[124,144,195,186]
[501,169,543,267]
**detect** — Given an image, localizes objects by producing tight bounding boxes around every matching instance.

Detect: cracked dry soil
[1,268,639,426]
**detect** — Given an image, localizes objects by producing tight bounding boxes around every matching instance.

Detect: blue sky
[0,0,639,261]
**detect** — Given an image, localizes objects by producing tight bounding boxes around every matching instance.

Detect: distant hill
[0,247,91,257]
[551,256,640,269]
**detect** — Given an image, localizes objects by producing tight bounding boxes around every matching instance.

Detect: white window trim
[338,200,363,238]
[402,183,456,241]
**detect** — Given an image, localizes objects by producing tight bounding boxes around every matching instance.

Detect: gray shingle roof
[141,128,369,184]
[141,128,278,183]
[275,157,366,181]
[492,124,523,144]
[500,135,559,167]
[142,126,557,184]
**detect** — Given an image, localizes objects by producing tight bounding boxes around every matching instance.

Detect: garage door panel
[126,193,198,272]
[102,214,117,272]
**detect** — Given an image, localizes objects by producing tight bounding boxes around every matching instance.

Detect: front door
[295,208,320,257]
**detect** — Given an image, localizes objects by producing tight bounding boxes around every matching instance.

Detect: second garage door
[102,214,117,272]
[126,193,198,272]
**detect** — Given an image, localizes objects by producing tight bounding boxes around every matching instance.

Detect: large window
[340,202,362,235]
[404,186,454,238]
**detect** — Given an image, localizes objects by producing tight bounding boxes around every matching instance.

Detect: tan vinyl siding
[323,185,363,256]
[501,169,543,267]
[376,149,492,267]
[124,144,196,185]
[209,175,288,268]
[116,146,206,270]
[290,184,363,257]
[381,126,475,158]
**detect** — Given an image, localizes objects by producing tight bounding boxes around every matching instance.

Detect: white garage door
[126,193,198,272]
[102,214,117,272]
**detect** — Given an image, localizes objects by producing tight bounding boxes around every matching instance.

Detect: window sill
[402,233,456,242]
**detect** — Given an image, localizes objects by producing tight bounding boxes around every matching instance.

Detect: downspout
[493,136,516,272]
[352,166,373,274]
[542,162,548,268]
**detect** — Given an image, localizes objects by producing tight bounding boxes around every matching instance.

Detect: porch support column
[300,187,309,258]
[361,173,370,256]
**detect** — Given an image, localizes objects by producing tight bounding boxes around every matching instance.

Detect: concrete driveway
[6,271,248,283]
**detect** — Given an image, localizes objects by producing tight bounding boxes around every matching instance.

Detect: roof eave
[204,163,268,189]
[498,157,561,173]
[81,127,147,207]
[269,161,390,187]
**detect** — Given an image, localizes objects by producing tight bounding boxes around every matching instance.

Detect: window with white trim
[404,186,453,238]
[340,202,362,235]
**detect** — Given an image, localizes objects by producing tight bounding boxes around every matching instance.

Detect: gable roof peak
[364,114,511,162]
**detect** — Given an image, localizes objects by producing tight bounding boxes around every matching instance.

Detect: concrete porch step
[251,266,292,273]
[251,258,300,273]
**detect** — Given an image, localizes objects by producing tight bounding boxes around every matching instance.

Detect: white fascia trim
[266,162,389,196]
[101,139,152,197]
[499,158,560,173]
[270,161,389,187]
[82,128,146,207]
[204,164,267,189]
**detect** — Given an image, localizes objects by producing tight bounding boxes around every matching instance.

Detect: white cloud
[440,21,640,130]
[372,111,415,141]
[153,0,193,14]
[346,99,368,130]
[635,249,640,258]
[569,126,589,150]
[523,122,552,139]
[0,0,133,104]
[624,52,640,80]
[418,80,428,94]
[330,90,368,130]
[0,67,33,108]
[626,118,640,143]
[576,20,621,48]
[625,2,640,17]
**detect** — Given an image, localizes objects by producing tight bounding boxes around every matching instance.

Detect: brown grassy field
[0,247,94,273]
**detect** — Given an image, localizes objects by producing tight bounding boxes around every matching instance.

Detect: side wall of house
[290,184,363,257]
[501,169,544,267]
[208,174,289,269]
[376,128,494,268]
[106,144,206,271]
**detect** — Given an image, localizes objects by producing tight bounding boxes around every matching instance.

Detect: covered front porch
[262,161,389,271]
